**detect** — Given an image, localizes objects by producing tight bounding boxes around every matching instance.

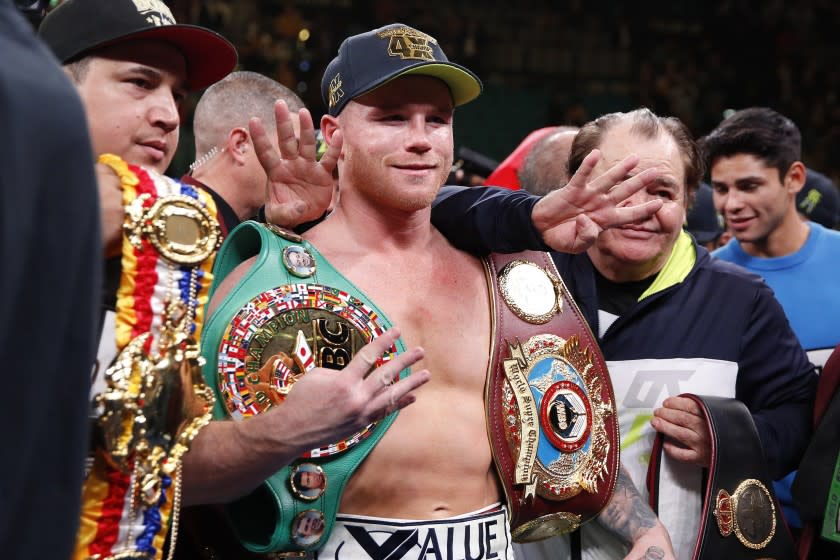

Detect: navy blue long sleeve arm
[432,186,548,255]
[737,282,817,479]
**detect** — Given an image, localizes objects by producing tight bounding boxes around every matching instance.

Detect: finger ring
[379,371,392,386]
[389,389,397,407]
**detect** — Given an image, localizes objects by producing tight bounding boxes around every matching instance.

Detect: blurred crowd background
[162,0,840,185]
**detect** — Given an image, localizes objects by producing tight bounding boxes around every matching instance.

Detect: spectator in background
[703,107,840,372]
[188,71,307,235]
[702,107,840,535]
[518,126,579,195]
[796,167,840,229]
[684,182,725,250]
[0,0,101,557]
[483,127,558,189]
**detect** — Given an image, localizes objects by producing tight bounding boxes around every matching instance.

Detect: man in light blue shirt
[701,107,839,534]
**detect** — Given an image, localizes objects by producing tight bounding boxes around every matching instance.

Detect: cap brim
[93,24,237,91]
[689,230,722,244]
[364,62,482,108]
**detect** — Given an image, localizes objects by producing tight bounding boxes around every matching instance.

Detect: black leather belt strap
[647,394,797,559]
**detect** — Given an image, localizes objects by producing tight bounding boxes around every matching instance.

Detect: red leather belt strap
[485,251,619,542]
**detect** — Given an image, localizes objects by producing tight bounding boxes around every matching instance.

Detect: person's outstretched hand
[251,99,342,228]
[531,150,664,253]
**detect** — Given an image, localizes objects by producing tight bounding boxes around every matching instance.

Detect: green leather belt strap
[201,220,406,555]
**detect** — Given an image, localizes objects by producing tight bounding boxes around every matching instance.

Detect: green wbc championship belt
[201,221,407,555]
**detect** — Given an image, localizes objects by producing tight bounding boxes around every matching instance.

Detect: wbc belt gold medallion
[714,479,777,550]
[124,193,221,265]
[501,334,613,524]
[218,284,395,457]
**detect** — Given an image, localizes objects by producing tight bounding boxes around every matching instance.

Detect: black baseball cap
[321,23,482,116]
[38,0,237,91]
[798,168,840,229]
[686,182,725,244]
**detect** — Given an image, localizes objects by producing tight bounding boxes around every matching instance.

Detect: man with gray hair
[518,126,579,195]
[187,71,308,235]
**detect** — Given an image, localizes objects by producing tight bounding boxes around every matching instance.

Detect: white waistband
[335,502,505,525]
[316,504,513,560]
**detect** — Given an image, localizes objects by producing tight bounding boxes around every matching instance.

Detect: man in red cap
[39,0,238,255]
[37,2,237,559]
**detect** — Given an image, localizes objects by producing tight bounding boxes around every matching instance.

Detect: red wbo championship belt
[485,251,620,542]
[647,394,798,559]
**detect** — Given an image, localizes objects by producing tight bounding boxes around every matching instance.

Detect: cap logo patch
[799,188,821,214]
[131,0,176,26]
[328,74,344,109]
[377,26,436,61]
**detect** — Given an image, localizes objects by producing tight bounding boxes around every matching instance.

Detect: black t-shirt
[593,268,656,317]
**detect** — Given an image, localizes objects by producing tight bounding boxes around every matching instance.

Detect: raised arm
[250,99,342,228]
[432,150,664,255]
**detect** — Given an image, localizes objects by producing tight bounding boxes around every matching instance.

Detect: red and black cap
[321,23,482,116]
[38,0,237,91]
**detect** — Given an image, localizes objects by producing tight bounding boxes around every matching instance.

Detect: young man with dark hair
[702,106,840,538]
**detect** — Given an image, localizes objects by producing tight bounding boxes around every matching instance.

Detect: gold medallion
[290,509,326,547]
[512,512,581,542]
[282,245,317,278]
[713,479,776,550]
[124,193,221,265]
[498,261,562,324]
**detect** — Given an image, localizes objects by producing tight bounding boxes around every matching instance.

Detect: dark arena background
[39,0,840,188]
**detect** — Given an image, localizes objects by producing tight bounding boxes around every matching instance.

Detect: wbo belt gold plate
[499,261,562,324]
[125,193,221,265]
[501,334,613,508]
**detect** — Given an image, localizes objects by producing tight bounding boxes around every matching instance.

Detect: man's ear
[226,127,250,165]
[320,114,340,146]
[784,161,807,195]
